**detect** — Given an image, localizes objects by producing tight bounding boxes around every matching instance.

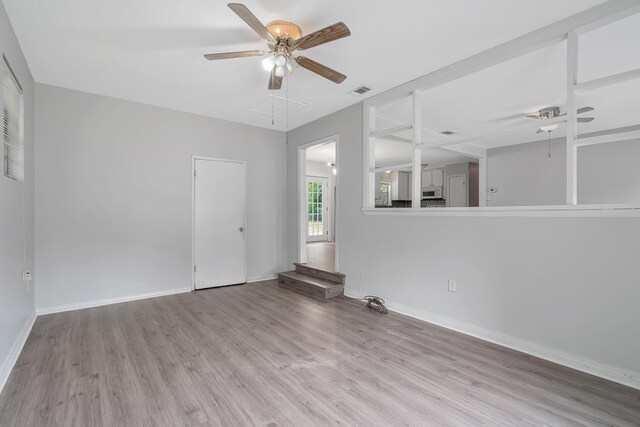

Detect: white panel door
[194,158,246,289]
[447,174,467,207]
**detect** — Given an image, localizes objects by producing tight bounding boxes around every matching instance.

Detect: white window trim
[3,55,24,182]
[362,1,640,218]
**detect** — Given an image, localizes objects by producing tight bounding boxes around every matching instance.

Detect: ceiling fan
[204,3,351,90]
[526,106,595,133]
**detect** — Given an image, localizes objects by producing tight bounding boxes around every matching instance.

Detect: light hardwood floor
[1,281,639,426]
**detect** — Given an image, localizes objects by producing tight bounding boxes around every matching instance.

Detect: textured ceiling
[2,0,606,131]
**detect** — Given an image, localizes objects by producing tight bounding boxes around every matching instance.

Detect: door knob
[239,227,245,232]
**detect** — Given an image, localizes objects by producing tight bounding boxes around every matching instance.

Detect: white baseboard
[344,289,640,391]
[36,287,192,316]
[36,277,278,317]
[0,311,37,395]
[247,274,278,283]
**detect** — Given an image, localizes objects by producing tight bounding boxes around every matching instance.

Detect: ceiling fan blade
[268,69,283,90]
[577,106,595,114]
[295,57,346,84]
[293,22,351,51]
[577,117,595,123]
[204,50,264,60]
[227,3,276,44]
[526,114,541,119]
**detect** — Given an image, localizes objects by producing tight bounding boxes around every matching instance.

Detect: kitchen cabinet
[422,168,444,187]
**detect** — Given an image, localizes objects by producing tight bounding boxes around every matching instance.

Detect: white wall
[0,1,35,390]
[35,84,286,310]
[306,160,335,241]
[287,103,640,388]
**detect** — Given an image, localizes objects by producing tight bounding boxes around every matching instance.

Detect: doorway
[298,136,338,272]
[192,157,247,289]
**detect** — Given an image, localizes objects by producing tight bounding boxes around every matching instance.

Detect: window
[3,57,24,181]
[307,177,327,240]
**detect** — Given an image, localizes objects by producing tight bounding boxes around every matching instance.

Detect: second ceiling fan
[204,3,351,90]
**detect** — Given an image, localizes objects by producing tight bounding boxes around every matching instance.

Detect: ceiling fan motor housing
[267,21,302,42]
[539,106,561,119]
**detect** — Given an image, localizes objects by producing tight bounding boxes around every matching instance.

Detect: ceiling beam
[575,67,640,92]
[575,129,640,147]
[439,143,487,159]
[370,163,413,173]
[364,0,640,108]
[418,116,566,149]
[574,2,640,35]
[384,135,413,144]
[369,124,412,138]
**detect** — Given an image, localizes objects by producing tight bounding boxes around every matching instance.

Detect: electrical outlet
[448,279,457,293]
[22,271,32,282]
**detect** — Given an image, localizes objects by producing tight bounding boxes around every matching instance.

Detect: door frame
[306,175,329,242]
[297,135,339,271]
[191,156,248,290]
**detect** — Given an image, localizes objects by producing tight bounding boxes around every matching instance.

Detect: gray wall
[578,138,640,204]
[486,137,640,206]
[0,1,35,388]
[487,138,566,206]
[287,103,640,384]
[35,84,287,310]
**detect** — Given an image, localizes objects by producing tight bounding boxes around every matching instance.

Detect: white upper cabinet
[432,169,444,187]
[422,168,444,187]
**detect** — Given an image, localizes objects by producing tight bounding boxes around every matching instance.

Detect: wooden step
[278,271,344,299]
[293,263,346,285]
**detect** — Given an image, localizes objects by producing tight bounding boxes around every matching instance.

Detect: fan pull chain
[285,71,289,144]
[548,131,552,158]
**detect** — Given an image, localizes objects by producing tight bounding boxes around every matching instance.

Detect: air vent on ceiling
[440,130,456,136]
[349,86,371,96]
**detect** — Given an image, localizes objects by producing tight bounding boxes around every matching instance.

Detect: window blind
[3,57,24,181]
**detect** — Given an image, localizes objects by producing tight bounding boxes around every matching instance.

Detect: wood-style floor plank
[1,281,639,426]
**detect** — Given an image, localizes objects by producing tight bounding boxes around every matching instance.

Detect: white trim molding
[36,276,277,317]
[0,311,37,394]
[36,287,192,316]
[247,275,278,283]
[344,289,640,391]
[362,205,640,218]
[297,134,340,272]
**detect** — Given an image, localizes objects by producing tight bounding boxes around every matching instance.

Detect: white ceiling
[2,0,607,131]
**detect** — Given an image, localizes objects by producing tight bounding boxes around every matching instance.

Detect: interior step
[293,263,346,285]
[278,271,344,299]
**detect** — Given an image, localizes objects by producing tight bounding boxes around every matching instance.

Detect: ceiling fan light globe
[274,65,285,77]
[261,55,276,72]
[275,54,287,67]
[286,61,294,73]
